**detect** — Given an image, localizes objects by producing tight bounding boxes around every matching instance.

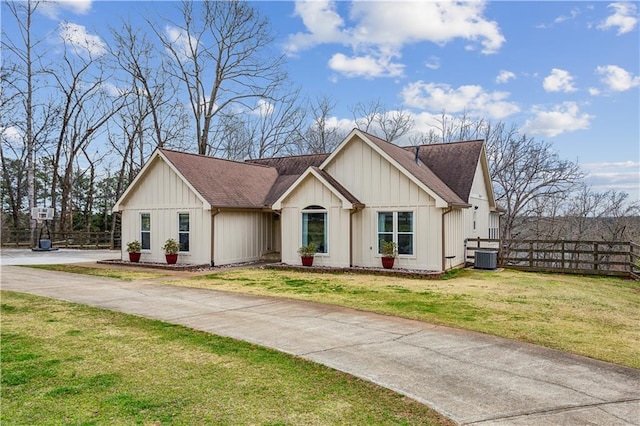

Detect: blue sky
[2,0,639,201]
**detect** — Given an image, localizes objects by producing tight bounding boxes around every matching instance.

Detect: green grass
[179,268,640,369]
[27,264,166,281]
[1,291,451,426]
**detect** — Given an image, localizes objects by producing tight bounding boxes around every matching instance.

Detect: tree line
[2,0,638,246]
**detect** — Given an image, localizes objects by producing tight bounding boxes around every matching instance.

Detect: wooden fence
[466,237,640,279]
[1,229,120,250]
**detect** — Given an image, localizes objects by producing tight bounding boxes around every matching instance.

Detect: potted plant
[380,239,397,269]
[297,242,317,267]
[162,238,180,264]
[126,240,142,263]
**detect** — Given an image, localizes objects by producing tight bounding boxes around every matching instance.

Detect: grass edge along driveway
[25,264,640,370]
[1,291,452,426]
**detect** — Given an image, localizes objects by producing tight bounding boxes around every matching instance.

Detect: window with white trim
[378,211,414,255]
[140,213,151,250]
[302,205,327,254]
[178,213,189,252]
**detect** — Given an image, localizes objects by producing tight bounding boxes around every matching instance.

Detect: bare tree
[109,20,188,149]
[207,85,306,160]
[297,95,346,154]
[46,39,128,232]
[350,99,414,142]
[152,0,287,155]
[1,0,46,242]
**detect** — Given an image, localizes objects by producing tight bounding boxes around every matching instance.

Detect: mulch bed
[97,259,445,279]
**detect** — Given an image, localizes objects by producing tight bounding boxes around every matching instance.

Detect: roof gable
[247,153,328,206]
[320,129,468,208]
[403,140,484,203]
[272,166,363,210]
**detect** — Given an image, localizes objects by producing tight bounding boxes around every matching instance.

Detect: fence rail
[1,229,120,250]
[466,238,640,279]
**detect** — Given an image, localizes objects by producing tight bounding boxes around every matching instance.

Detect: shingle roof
[159,149,278,208]
[312,167,364,208]
[157,135,482,210]
[361,131,469,207]
[402,140,484,203]
[247,154,329,205]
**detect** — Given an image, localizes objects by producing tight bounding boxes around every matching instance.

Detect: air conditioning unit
[475,250,498,270]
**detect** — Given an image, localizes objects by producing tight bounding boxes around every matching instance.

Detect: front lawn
[180,268,640,369]
[1,291,451,425]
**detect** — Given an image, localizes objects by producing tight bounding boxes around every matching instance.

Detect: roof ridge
[160,148,276,170]
[408,139,485,148]
[247,152,330,161]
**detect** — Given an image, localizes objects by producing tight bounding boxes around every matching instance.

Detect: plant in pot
[162,238,180,264]
[297,242,317,267]
[126,240,142,263]
[379,239,397,269]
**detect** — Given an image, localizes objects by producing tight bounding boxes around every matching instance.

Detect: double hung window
[377,211,414,255]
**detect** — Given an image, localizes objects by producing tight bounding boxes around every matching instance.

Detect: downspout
[349,205,363,267]
[210,209,220,267]
[441,207,453,271]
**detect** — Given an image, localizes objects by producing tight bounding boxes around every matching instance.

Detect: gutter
[441,207,453,271]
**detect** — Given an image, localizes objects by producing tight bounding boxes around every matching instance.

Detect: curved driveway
[1,264,639,425]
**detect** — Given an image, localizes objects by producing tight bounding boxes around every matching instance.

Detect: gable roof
[403,140,484,203]
[272,166,364,210]
[160,149,278,209]
[320,129,469,208]
[247,153,329,206]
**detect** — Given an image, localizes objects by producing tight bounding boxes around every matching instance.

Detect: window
[178,213,189,252]
[140,213,150,250]
[378,211,414,255]
[302,205,327,254]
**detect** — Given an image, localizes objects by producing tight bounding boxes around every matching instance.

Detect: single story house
[113,128,500,271]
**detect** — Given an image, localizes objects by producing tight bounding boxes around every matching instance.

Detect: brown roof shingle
[361,131,469,206]
[403,140,484,203]
[160,149,278,208]
[247,154,329,205]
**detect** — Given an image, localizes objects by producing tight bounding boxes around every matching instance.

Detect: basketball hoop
[31,207,54,222]
[31,208,58,252]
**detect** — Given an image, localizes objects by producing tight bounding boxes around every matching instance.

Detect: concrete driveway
[1,265,639,425]
[0,248,120,266]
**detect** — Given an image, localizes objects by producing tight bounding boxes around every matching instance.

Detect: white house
[113,129,500,270]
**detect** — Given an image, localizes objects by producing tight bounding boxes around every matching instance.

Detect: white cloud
[40,0,92,19]
[543,68,577,93]
[598,2,638,35]
[59,22,105,56]
[554,7,581,24]
[424,56,440,70]
[588,87,601,96]
[596,65,640,91]
[400,81,520,119]
[286,0,348,55]
[287,1,505,78]
[252,99,275,117]
[328,53,404,79]
[0,126,23,147]
[583,161,640,196]
[522,102,593,137]
[164,25,198,61]
[496,70,515,84]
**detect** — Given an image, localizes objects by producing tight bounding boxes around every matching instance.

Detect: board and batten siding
[324,135,443,270]
[464,160,492,239]
[119,157,210,265]
[213,211,275,266]
[443,208,466,268]
[280,175,350,267]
